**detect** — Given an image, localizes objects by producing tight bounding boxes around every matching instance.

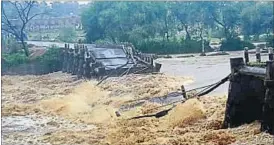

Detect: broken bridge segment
[61,43,162,79]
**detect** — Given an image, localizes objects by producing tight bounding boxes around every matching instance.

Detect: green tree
[241,2,273,37]
[2,1,46,56]
[208,2,242,40]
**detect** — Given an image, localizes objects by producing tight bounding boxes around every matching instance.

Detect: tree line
[82,1,273,54]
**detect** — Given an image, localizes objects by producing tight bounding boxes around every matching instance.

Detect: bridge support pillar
[261,61,274,134]
[223,58,266,129]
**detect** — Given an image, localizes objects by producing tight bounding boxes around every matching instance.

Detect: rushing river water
[2,41,272,144]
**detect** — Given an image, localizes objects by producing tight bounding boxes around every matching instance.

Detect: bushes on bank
[2,45,62,73]
[2,51,29,68]
[220,38,255,51]
[134,39,211,54]
[36,45,62,72]
[58,27,77,43]
[93,36,256,54]
[135,37,256,54]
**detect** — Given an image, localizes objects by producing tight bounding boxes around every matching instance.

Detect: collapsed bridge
[61,43,161,79]
[56,42,274,135]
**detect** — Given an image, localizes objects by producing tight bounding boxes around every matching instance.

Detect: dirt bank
[2,72,273,145]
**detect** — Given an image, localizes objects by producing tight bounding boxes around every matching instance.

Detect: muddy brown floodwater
[2,51,274,145]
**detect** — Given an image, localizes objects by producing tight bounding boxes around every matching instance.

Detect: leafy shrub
[220,38,255,51]
[2,45,63,74]
[2,51,29,68]
[58,27,77,43]
[36,45,62,72]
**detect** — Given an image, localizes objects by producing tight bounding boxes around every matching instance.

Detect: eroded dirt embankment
[2,72,273,145]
